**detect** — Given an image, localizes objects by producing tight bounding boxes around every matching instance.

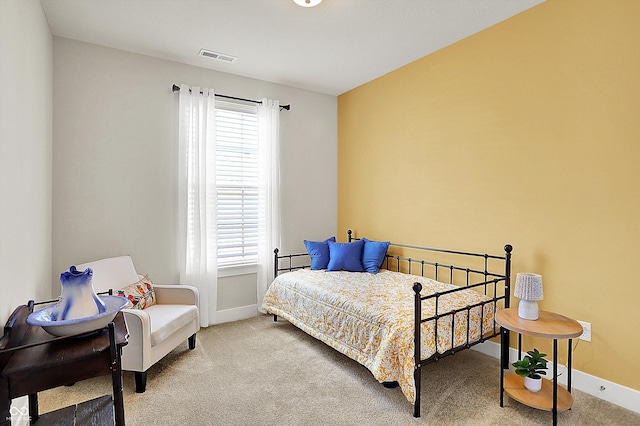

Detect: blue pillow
[304,237,336,270]
[362,238,390,274]
[327,239,365,272]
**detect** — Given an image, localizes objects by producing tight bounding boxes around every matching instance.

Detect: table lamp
[514,272,543,320]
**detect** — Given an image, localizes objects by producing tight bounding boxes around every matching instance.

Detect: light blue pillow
[327,239,365,272]
[304,236,336,270]
[362,238,390,274]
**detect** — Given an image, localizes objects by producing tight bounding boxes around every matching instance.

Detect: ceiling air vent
[198,49,236,63]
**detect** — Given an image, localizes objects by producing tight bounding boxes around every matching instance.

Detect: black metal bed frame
[272,230,512,418]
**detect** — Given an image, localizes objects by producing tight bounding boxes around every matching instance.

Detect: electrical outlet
[577,320,591,342]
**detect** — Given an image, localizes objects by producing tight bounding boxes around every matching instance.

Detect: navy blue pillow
[304,237,336,270]
[327,239,365,272]
[362,238,390,274]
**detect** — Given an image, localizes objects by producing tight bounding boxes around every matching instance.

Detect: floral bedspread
[261,269,496,403]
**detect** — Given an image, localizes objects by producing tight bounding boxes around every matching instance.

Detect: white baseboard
[473,341,640,415]
[214,304,258,324]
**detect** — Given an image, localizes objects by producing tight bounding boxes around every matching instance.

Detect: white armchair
[76,256,200,393]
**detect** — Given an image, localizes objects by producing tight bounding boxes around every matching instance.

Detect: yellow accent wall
[338,0,640,391]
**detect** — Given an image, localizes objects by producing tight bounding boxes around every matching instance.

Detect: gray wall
[0,1,52,323]
[52,38,337,319]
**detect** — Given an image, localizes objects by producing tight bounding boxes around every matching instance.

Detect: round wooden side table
[496,308,583,425]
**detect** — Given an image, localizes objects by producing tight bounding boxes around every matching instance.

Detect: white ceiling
[40,0,544,96]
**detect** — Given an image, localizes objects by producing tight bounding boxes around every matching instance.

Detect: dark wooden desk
[0,302,129,425]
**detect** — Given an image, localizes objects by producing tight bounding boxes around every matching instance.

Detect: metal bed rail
[273,248,310,277]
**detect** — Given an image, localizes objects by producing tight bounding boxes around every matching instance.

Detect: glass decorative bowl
[27,295,128,337]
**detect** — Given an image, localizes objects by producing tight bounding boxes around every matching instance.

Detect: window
[215,101,259,268]
[179,86,280,323]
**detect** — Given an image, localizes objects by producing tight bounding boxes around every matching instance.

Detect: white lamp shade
[514,273,543,301]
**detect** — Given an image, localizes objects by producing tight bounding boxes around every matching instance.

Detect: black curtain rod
[172,84,290,111]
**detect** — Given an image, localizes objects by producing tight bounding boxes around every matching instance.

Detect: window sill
[218,264,257,278]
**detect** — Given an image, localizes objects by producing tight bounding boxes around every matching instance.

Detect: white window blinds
[215,101,259,267]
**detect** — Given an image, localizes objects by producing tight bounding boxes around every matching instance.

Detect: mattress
[261,269,497,403]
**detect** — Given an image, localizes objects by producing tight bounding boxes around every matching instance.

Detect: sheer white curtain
[177,84,217,327]
[257,98,281,311]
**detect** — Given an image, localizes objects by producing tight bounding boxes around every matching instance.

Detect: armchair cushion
[116,275,156,309]
[77,256,139,294]
[145,304,199,346]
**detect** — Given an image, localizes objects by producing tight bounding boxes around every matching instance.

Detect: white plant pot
[524,376,542,392]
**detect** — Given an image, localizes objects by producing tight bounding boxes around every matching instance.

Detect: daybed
[261,230,512,417]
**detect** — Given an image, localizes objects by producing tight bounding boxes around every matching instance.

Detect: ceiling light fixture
[293,0,322,7]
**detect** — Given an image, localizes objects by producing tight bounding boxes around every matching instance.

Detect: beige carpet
[38,315,639,425]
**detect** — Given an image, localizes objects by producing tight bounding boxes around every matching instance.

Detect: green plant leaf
[512,348,548,378]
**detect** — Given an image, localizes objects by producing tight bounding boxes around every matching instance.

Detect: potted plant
[512,348,548,392]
